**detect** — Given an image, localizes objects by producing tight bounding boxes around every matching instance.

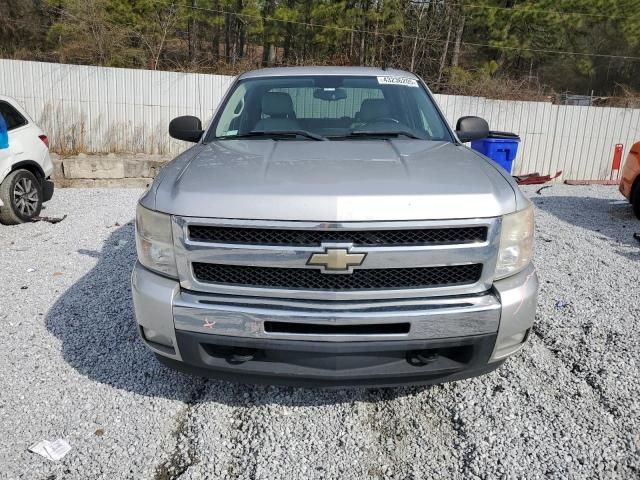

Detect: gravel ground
[0,185,638,479]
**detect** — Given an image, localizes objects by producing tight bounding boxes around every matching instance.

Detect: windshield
[207,75,453,142]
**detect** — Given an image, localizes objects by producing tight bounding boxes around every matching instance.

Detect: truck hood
[150,140,517,221]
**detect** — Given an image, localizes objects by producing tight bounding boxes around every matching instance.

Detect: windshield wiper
[337,130,422,140]
[220,130,327,141]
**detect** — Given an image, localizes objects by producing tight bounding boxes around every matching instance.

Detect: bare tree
[137,3,179,70]
[451,16,465,68]
[410,1,428,72]
[45,0,128,66]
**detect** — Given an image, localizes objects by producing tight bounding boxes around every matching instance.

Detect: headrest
[359,99,390,122]
[262,92,294,117]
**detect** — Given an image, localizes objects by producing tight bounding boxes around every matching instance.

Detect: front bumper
[131,262,538,387]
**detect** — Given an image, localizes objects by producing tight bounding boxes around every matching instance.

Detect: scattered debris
[28,439,71,462]
[113,239,128,250]
[515,171,562,185]
[32,215,67,224]
[564,179,619,185]
[536,185,552,195]
[555,299,570,309]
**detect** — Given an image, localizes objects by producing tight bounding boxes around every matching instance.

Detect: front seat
[254,92,299,131]
[357,98,392,123]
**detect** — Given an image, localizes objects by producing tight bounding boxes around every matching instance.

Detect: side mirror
[169,116,204,142]
[455,116,489,143]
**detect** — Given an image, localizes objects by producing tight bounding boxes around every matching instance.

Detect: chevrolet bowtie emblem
[307,246,366,273]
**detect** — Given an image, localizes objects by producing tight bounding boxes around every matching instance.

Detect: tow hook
[411,351,439,366]
[227,348,258,364]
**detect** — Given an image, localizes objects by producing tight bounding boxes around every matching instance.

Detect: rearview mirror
[313,88,348,101]
[455,116,489,143]
[169,116,204,143]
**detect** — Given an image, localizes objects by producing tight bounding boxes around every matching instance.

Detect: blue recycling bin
[471,131,520,173]
[0,113,8,149]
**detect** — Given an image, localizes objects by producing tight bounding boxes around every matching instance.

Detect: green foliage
[464,0,640,94]
[448,66,474,87]
[480,60,499,77]
[3,0,640,95]
[575,58,595,77]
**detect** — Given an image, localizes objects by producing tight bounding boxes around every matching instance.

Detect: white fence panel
[2,59,640,180]
[434,94,640,179]
[0,59,233,155]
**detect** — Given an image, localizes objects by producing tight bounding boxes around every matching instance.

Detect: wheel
[632,181,640,220]
[0,169,43,225]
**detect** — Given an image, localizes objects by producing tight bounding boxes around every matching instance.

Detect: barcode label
[377,76,419,87]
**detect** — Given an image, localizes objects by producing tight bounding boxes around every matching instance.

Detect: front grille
[188,225,487,246]
[192,263,482,290]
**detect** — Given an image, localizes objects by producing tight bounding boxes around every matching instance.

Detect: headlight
[495,205,534,280]
[135,204,178,278]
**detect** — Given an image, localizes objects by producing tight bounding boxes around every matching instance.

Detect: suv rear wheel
[0,169,43,225]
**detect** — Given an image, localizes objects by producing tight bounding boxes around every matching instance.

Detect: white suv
[0,95,54,224]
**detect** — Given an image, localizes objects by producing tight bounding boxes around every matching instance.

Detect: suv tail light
[38,135,49,149]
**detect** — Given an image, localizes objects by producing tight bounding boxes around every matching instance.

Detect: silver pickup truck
[132,67,538,387]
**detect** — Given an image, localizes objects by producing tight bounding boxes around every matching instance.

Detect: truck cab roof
[238,66,419,80]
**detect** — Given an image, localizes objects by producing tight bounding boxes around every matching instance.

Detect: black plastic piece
[192,262,483,290]
[487,131,521,141]
[188,225,488,246]
[11,160,46,179]
[414,351,439,365]
[456,116,490,143]
[156,331,500,387]
[264,321,410,335]
[42,179,54,202]
[228,348,257,364]
[169,115,204,142]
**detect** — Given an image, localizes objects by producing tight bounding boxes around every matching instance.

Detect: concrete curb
[52,153,170,187]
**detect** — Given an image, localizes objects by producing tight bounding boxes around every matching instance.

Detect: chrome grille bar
[173,217,501,300]
[188,224,488,246]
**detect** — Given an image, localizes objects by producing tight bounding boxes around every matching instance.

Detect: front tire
[633,181,640,220]
[0,169,43,225]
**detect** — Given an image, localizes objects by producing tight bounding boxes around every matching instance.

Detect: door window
[0,102,28,131]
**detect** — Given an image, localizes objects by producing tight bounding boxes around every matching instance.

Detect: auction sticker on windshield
[377,76,419,87]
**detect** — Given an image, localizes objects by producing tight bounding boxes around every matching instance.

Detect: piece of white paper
[29,439,71,462]
[377,76,419,87]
